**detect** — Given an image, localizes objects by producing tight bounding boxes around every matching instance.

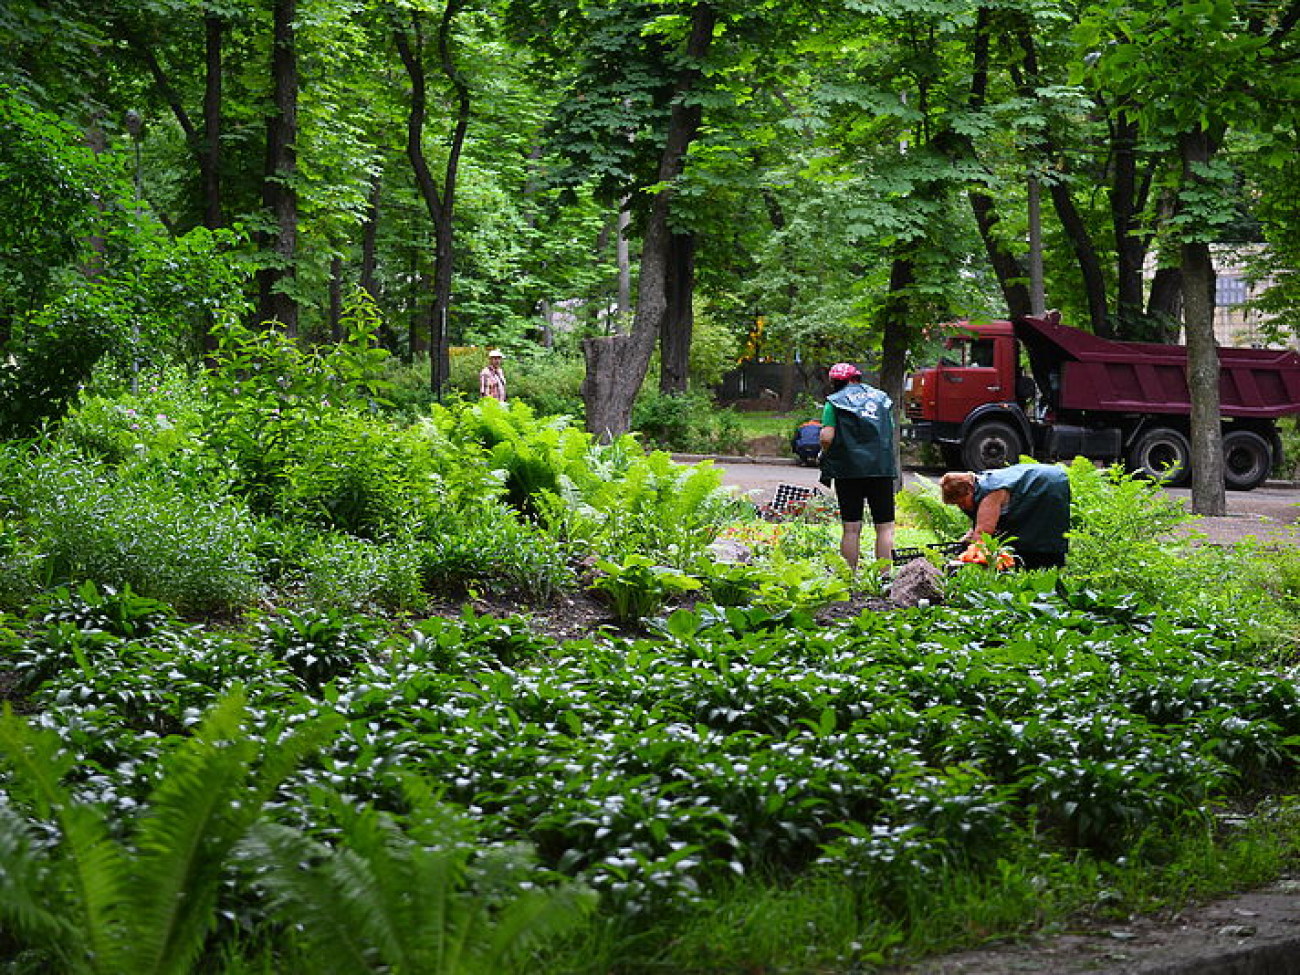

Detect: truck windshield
[939,337,995,368]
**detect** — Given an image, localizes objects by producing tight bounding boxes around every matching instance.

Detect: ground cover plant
[0,359,1299,972]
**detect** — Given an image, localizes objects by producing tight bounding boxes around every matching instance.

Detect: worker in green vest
[818,362,897,570]
[939,463,1071,569]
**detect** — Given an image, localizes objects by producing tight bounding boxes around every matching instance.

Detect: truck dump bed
[1014,314,1300,418]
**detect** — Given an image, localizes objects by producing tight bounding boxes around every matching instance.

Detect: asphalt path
[679,454,1300,547]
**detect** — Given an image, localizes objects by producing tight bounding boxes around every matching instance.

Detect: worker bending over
[940,462,1071,569]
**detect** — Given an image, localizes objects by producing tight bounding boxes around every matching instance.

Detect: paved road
[685,455,1300,546]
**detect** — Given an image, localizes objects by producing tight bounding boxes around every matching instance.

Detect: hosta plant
[588,555,702,624]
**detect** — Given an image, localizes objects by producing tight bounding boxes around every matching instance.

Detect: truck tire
[1222,429,1272,491]
[962,421,1024,471]
[1127,427,1191,486]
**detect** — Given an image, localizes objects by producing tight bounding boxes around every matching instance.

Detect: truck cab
[904,321,1035,470]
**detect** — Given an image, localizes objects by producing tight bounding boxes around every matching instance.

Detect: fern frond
[239,822,379,975]
[0,708,128,971]
[474,881,597,975]
[0,803,82,965]
[126,691,260,975]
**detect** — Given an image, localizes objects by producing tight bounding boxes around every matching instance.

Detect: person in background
[939,463,1071,569]
[791,419,823,466]
[818,362,897,570]
[479,349,507,402]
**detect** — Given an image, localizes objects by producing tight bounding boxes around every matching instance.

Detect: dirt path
[691,455,1300,548]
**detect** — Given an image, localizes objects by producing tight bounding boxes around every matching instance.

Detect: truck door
[933,335,1006,422]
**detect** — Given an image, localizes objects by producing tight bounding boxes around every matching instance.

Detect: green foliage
[240,785,597,975]
[0,91,102,325]
[1065,458,1196,600]
[631,389,745,455]
[895,473,969,541]
[416,502,574,603]
[279,412,441,538]
[203,303,394,514]
[505,350,587,419]
[537,446,740,566]
[60,372,207,465]
[0,691,339,975]
[296,532,426,614]
[253,608,388,692]
[0,93,251,437]
[589,555,702,623]
[5,444,261,614]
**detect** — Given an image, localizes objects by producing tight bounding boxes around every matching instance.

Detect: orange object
[958,544,1014,570]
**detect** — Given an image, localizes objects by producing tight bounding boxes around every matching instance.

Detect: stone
[890,557,944,607]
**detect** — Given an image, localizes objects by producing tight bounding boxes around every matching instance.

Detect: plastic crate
[891,541,965,566]
[771,483,821,515]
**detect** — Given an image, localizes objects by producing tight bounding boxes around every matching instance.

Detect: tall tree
[581,3,716,438]
[256,0,300,331]
[1077,0,1300,513]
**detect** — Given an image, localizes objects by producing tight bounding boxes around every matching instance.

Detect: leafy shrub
[253,607,386,690]
[9,446,261,613]
[279,411,442,538]
[60,371,207,465]
[632,389,746,454]
[297,532,426,613]
[507,349,587,418]
[589,555,703,623]
[417,500,574,602]
[538,446,741,566]
[202,299,393,514]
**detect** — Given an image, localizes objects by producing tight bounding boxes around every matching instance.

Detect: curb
[672,454,1300,491]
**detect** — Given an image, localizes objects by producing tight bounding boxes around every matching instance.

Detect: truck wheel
[962,421,1024,471]
[1222,430,1272,491]
[1127,427,1191,486]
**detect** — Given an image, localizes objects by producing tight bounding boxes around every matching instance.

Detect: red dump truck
[903,312,1300,490]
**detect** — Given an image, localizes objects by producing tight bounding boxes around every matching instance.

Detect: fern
[0,692,341,975]
[240,783,595,975]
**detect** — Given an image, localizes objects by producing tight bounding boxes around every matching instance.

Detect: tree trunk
[1180,126,1225,516]
[1111,113,1145,337]
[359,175,396,351]
[582,3,715,439]
[1147,265,1182,340]
[1013,24,1106,331]
[617,202,632,323]
[879,254,915,487]
[1044,176,1108,333]
[658,231,695,394]
[965,13,1031,319]
[256,0,298,333]
[394,1,470,398]
[202,12,224,230]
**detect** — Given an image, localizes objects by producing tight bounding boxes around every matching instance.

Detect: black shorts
[833,476,896,524]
